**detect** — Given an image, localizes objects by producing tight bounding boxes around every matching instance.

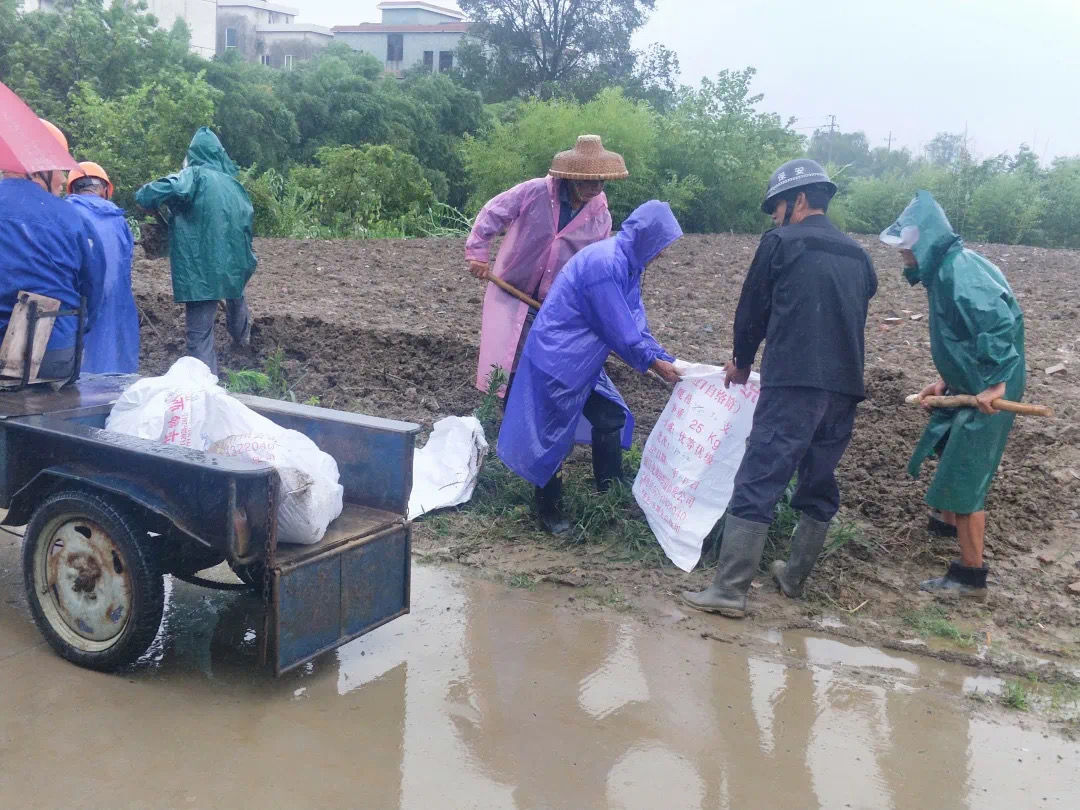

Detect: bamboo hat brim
[548,135,629,181]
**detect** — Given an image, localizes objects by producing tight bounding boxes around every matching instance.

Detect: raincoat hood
[616,200,683,276]
[879,190,961,286]
[185,127,236,177]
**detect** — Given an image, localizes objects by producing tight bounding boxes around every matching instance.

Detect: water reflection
[1,559,1078,809]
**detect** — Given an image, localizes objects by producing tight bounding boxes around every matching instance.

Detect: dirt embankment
[132,233,1080,674]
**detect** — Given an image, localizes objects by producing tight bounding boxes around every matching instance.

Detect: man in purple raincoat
[497,200,683,534]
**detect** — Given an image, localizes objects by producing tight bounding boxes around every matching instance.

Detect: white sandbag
[408,416,489,520]
[632,361,761,572]
[207,430,344,546]
[105,356,217,446]
[106,357,344,545]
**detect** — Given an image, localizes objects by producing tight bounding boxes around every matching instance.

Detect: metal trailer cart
[0,375,419,675]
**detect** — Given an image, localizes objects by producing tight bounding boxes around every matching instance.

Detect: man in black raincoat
[682,159,877,618]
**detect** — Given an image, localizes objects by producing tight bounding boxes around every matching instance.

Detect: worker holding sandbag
[682,159,877,618]
[881,191,1026,598]
[497,200,683,535]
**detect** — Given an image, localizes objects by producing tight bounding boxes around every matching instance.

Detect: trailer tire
[22,490,165,672]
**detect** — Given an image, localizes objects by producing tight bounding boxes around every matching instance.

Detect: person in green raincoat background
[881,191,1025,598]
[135,127,257,374]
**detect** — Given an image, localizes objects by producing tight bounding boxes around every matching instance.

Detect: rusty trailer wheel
[22,490,164,672]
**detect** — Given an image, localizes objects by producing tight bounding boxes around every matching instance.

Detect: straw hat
[548,135,629,181]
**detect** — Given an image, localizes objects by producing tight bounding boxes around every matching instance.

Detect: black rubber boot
[927,512,958,538]
[534,474,570,536]
[919,560,989,599]
[681,515,769,618]
[591,428,625,492]
[771,515,830,599]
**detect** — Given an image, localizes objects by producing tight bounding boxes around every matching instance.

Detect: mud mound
[134,290,484,425]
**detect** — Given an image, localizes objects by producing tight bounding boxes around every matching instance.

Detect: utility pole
[885,131,893,153]
[826,114,837,165]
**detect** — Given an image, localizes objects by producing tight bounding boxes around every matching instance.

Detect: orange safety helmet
[66,161,114,199]
[38,118,69,152]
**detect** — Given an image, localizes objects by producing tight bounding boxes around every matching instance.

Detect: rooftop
[332,22,472,34]
[256,23,335,36]
[376,1,464,20]
[217,1,300,16]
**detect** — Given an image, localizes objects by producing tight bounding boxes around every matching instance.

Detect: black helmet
[761,158,837,214]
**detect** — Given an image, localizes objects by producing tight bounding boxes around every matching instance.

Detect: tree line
[2,0,1077,248]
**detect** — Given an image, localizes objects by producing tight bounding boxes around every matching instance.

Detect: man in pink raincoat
[466,135,631,501]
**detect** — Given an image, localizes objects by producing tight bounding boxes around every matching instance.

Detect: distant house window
[423,50,434,69]
[225,27,238,48]
[387,33,404,62]
[260,54,271,66]
[284,54,294,69]
[439,51,453,72]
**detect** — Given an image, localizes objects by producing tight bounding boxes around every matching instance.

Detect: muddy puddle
[1,549,1078,808]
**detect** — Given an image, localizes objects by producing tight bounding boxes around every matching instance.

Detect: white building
[333,2,471,76]
[216,1,333,67]
[18,0,217,57]
[144,0,218,57]
[17,1,330,65]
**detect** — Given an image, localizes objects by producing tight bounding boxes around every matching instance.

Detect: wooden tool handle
[905,393,1052,417]
[483,272,673,386]
[485,273,541,310]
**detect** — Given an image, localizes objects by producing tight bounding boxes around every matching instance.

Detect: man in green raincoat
[135,127,256,374]
[881,191,1025,598]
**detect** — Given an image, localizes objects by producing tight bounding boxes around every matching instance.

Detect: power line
[825,114,837,164]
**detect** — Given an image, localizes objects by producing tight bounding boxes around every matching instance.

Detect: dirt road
[1,537,1077,808]
[130,234,1080,672]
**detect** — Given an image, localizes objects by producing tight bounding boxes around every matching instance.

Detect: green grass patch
[1001,679,1032,711]
[223,368,272,395]
[822,519,870,558]
[508,573,536,589]
[223,348,298,401]
[902,605,977,648]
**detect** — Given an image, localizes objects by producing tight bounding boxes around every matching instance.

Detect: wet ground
[132,234,1080,665]
[2,534,1078,808]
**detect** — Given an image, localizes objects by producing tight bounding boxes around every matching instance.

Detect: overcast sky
[300,0,1080,160]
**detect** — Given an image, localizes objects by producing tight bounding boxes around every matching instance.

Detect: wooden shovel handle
[482,272,673,387]
[905,393,1052,417]
[485,273,541,310]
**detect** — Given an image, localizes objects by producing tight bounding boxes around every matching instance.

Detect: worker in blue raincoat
[66,161,139,374]
[497,200,683,534]
[0,122,105,380]
[881,191,1025,598]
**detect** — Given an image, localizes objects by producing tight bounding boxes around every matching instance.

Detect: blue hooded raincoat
[498,200,682,487]
[0,178,105,354]
[67,194,139,373]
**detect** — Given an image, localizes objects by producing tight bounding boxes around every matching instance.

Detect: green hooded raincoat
[882,191,1025,514]
[135,127,256,302]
